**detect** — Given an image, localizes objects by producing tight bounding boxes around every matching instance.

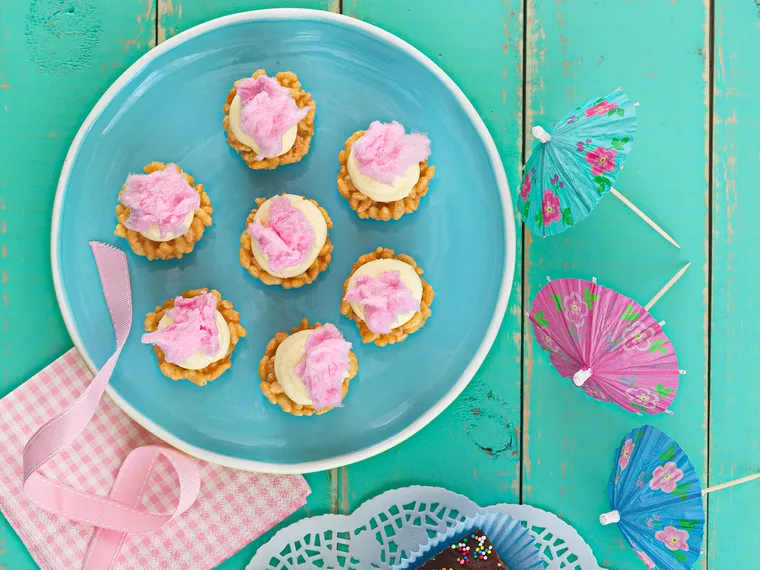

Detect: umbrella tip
[634,102,640,107]
[679,369,686,375]
[600,510,621,525]
[531,125,552,144]
[572,368,593,387]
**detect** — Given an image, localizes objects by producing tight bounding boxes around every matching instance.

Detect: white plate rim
[50,8,517,474]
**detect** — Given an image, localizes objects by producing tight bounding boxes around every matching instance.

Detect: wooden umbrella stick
[645,262,691,311]
[702,472,760,495]
[609,187,681,249]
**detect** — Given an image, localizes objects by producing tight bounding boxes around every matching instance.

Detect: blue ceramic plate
[52,10,515,473]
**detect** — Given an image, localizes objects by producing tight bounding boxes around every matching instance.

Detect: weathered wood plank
[339,0,524,512]
[0,0,155,385]
[709,2,760,569]
[0,0,157,567]
[523,1,711,568]
[153,2,339,567]
[157,0,337,42]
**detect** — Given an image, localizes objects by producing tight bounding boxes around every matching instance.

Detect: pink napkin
[0,348,311,570]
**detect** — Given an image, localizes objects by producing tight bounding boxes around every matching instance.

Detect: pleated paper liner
[393,510,544,570]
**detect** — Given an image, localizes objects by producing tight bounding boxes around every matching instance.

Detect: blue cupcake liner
[393,510,544,570]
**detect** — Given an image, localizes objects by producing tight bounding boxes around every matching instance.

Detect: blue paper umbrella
[601,425,705,569]
[519,89,678,247]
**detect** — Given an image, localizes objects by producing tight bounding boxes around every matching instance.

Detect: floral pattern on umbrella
[519,88,637,238]
[529,278,680,414]
[606,426,705,570]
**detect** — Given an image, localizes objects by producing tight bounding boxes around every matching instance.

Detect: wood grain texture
[523,1,711,569]
[157,0,337,42]
[0,0,155,386]
[339,0,525,512]
[709,1,760,569]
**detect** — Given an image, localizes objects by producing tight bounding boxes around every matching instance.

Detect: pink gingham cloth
[0,350,311,570]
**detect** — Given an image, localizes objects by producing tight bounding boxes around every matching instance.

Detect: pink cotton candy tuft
[236,76,309,160]
[294,324,352,410]
[247,197,314,273]
[120,165,200,239]
[344,271,420,334]
[141,293,220,366]
[353,121,431,185]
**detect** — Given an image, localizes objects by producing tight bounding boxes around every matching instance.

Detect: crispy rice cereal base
[337,130,435,221]
[223,70,316,170]
[144,289,247,387]
[341,247,435,346]
[258,318,359,417]
[239,196,334,289]
[114,162,213,261]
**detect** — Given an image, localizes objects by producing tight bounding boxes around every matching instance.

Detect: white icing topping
[139,210,194,242]
[274,329,314,406]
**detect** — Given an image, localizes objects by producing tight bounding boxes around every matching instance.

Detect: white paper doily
[248,486,602,570]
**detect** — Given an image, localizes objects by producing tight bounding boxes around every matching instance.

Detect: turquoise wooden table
[0,0,757,568]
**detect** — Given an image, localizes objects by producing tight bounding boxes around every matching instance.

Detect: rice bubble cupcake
[258,319,358,416]
[337,121,435,221]
[341,247,434,346]
[239,194,333,289]
[142,289,246,386]
[223,69,316,170]
[114,162,213,260]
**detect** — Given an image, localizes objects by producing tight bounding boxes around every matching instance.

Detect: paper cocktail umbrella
[601,425,760,569]
[520,88,679,248]
[528,264,690,414]
[601,425,704,569]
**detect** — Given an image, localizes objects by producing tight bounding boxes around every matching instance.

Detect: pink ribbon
[23,242,200,570]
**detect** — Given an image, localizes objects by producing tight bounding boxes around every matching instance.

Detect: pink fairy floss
[344,271,420,334]
[236,76,309,159]
[121,165,199,239]
[248,197,314,273]
[141,293,220,365]
[353,121,430,185]
[295,325,352,410]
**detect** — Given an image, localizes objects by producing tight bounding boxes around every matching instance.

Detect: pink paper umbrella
[529,264,690,414]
